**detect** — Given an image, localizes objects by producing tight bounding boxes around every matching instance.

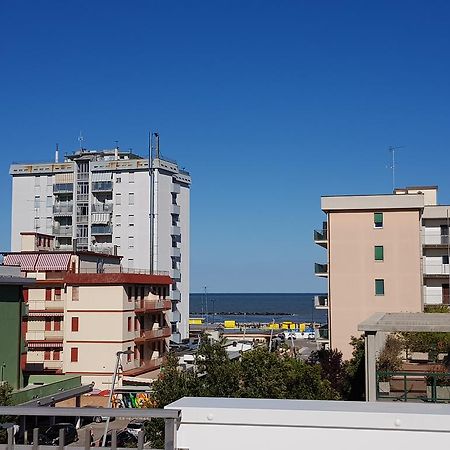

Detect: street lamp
[102,350,134,446]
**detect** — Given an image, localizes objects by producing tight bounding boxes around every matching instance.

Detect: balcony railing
[53,204,73,215]
[52,225,72,236]
[91,203,113,213]
[44,330,64,340]
[135,299,172,313]
[77,267,170,276]
[45,300,65,311]
[314,263,328,276]
[92,181,113,192]
[422,233,449,246]
[423,263,450,277]
[314,295,328,309]
[376,370,450,402]
[53,183,73,193]
[318,327,329,340]
[43,360,63,370]
[91,225,112,235]
[135,327,171,342]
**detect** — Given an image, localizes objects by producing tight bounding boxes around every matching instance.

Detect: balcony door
[443,284,449,305]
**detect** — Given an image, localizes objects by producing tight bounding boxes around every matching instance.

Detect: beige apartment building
[314,186,450,359]
[2,232,172,387]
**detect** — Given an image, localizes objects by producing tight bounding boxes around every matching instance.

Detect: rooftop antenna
[78,131,84,150]
[388,146,404,192]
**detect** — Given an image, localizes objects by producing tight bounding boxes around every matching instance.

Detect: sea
[189,293,327,325]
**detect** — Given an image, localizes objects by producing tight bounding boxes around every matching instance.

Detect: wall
[328,209,422,358]
[0,285,22,389]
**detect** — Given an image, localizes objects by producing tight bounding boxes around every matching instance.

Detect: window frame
[375,279,385,296]
[374,245,384,261]
[374,212,383,229]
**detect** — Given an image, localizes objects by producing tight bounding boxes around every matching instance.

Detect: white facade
[10,149,191,342]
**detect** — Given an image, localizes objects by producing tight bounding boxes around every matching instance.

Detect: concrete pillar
[365,331,377,402]
[75,395,81,407]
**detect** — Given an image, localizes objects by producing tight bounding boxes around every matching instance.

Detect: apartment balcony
[171,226,181,236]
[171,268,181,280]
[53,204,73,216]
[92,181,113,192]
[135,299,172,314]
[53,183,73,194]
[314,295,328,309]
[314,263,328,277]
[43,360,63,370]
[314,229,328,248]
[317,326,329,341]
[171,183,180,194]
[91,225,113,235]
[44,330,64,340]
[423,263,450,278]
[171,247,181,258]
[91,243,116,255]
[76,193,89,202]
[170,204,180,215]
[91,203,113,213]
[57,244,73,251]
[172,290,181,301]
[134,326,171,343]
[123,356,165,376]
[170,309,181,323]
[422,233,449,248]
[52,225,73,236]
[45,300,65,311]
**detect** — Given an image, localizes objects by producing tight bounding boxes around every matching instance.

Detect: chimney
[55,143,59,163]
[114,146,119,160]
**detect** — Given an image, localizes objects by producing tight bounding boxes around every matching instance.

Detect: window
[128,236,134,249]
[128,258,134,269]
[71,347,78,362]
[129,193,134,205]
[128,317,132,332]
[116,193,121,205]
[53,350,60,360]
[129,172,134,183]
[55,288,61,300]
[127,346,132,362]
[45,318,51,331]
[23,288,29,302]
[54,319,61,331]
[443,255,449,265]
[45,288,52,301]
[34,196,41,209]
[134,317,139,331]
[375,279,385,296]
[115,214,121,227]
[374,212,383,228]
[72,317,79,332]
[116,176,122,183]
[34,177,40,187]
[128,214,134,226]
[374,246,384,261]
[46,196,52,208]
[44,351,51,361]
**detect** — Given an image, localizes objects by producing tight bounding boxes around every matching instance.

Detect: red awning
[35,253,71,271]
[4,254,39,271]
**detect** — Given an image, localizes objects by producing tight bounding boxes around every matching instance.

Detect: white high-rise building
[10,147,191,342]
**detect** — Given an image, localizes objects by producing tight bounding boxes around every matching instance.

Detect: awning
[35,253,71,271]
[91,213,110,224]
[4,254,39,271]
[55,172,74,183]
[27,341,63,348]
[28,312,64,317]
[92,172,112,182]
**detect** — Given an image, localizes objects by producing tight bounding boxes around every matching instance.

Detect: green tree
[343,335,365,401]
[0,383,13,444]
[309,348,347,396]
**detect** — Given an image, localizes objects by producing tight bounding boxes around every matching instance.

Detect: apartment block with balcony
[2,232,172,387]
[10,146,190,342]
[314,189,432,358]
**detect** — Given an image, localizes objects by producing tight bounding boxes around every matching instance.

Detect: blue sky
[1,1,450,292]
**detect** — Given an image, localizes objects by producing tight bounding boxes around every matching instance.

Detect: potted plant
[376,334,403,395]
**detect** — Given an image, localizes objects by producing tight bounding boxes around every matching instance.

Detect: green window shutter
[374,212,383,227]
[375,279,385,295]
[375,246,384,261]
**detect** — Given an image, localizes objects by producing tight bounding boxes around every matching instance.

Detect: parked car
[81,405,115,424]
[102,430,138,447]
[126,420,146,437]
[38,423,78,445]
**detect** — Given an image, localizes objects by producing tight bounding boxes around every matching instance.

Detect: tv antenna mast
[388,146,404,192]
